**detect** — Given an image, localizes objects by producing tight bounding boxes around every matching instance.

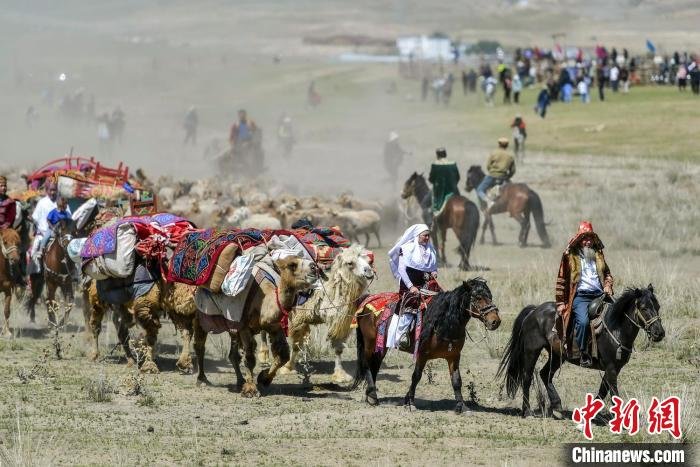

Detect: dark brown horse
[0,228,23,337]
[27,218,76,326]
[352,278,501,413]
[465,165,551,248]
[402,172,479,270]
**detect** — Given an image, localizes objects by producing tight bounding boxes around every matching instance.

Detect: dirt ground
[0,2,699,466]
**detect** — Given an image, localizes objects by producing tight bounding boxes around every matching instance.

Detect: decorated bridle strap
[275,287,290,337]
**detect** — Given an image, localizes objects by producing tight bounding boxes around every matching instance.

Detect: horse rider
[229,109,258,149]
[38,196,71,255]
[476,137,516,211]
[387,224,438,350]
[30,181,70,265]
[0,175,17,230]
[429,147,460,218]
[383,131,409,183]
[555,221,614,367]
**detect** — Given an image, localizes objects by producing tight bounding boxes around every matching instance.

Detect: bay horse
[464,165,551,248]
[497,285,664,418]
[402,172,479,270]
[27,218,76,326]
[0,228,23,337]
[352,278,501,413]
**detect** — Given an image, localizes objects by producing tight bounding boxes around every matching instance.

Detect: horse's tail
[456,197,480,263]
[349,325,366,390]
[497,305,536,399]
[528,190,551,248]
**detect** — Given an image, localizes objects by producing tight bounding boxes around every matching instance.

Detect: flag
[646,39,656,54]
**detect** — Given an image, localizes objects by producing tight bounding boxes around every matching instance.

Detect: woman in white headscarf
[386,223,438,349]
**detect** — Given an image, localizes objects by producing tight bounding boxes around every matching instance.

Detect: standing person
[502,70,513,104]
[596,64,606,101]
[183,106,199,145]
[676,65,688,91]
[0,176,17,229]
[609,64,620,92]
[577,78,590,103]
[512,74,523,104]
[110,106,126,143]
[534,85,550,118]
[689,59,700,95]
[96,113,111,157]
[620,67,630,93]
[383,131,409,184]
[467,69,478,93]
[307,81,321,107]
[510,115,527,162]
[386,224,438,350]
[476,138,516,210]
[428,148,461,214]
[421,76,429,101]
[555,221,614,367]
[461,70,468,96]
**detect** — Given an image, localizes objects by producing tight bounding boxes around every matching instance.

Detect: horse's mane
[418,281,470,349]
[610,287,656,324]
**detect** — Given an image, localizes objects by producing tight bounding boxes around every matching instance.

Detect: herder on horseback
[386,224,439,351]
[475,137,516,212]
[556,221,614,367]
[428,147,460,222]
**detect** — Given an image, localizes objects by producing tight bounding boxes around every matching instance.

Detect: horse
[497,285,665,418]
[464,165,551,248]
[0,228,23,337]
[27,218,76,327]
[352,278,501,413]
[402,172,479,270]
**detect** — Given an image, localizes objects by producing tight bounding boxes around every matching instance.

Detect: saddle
[555,293,613,362]
[485,179,508,202]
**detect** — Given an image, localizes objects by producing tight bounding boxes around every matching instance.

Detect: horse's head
[54,218,76,249]
[463,277,500,330]
[273,256,319,291]
[332,244,375,285]
[465,165,484,192]
[401,172,421,200]
[0,228,22,266]
[631,284,664,342]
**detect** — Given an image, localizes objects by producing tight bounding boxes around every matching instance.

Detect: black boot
[580,352,592,368]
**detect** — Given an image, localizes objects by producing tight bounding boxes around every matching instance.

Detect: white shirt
[32,196,59,237]
[577,253,602,293]
[577,80,588,94]
[610,66,620,81]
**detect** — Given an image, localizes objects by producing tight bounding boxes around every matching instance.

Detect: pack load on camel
[166,225,372,333]
[24,155,158,216]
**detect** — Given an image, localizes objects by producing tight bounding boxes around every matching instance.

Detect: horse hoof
[331,370,353,384]
[277,365,297,376]
[522,410,533,419]
[89,352,99,361]
[140,361,160,374]
[366,394,379,406]
[176,359,194,375]
[551,409,564,420]
[454,402,467,415]
[257,369,272,387]
[241,383,260,398]
[196,377,212,387]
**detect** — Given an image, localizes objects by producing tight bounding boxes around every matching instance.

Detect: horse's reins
[601,300,660,357]
[0,236,18,259]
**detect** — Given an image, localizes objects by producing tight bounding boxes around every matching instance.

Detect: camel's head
[274,256,319,290]
[332,244,375,285]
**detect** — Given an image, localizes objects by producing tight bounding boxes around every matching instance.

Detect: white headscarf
[388,224,437,280]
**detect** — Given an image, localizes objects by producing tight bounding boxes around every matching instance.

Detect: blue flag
[646,39,656,54]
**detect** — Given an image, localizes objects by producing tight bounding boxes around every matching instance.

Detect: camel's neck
[278,286,298,311]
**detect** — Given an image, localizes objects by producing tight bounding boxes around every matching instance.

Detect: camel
[0,228,23,337]
[85,276,198,374]
[277,245,375,383]
[193,256,319,397]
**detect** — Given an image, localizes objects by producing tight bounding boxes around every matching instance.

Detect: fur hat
[497,137,509,146]
[0,175,6,184]
[435,147,447,158]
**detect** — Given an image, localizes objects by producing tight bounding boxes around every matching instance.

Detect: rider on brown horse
[555,221,614,367]
[429,147,460,218]
[475,137,516,211]
[0,176,17,230]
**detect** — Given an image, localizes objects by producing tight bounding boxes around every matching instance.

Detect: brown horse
[352,278,501,413]
[0,228,23,337]
[27,218,76,326]
[402,173,479,270]
[465,165,551,248]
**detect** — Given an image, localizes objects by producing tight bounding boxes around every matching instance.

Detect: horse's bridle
[469,300,498,322]
[627,299,661,337]
[0,236,19,259]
